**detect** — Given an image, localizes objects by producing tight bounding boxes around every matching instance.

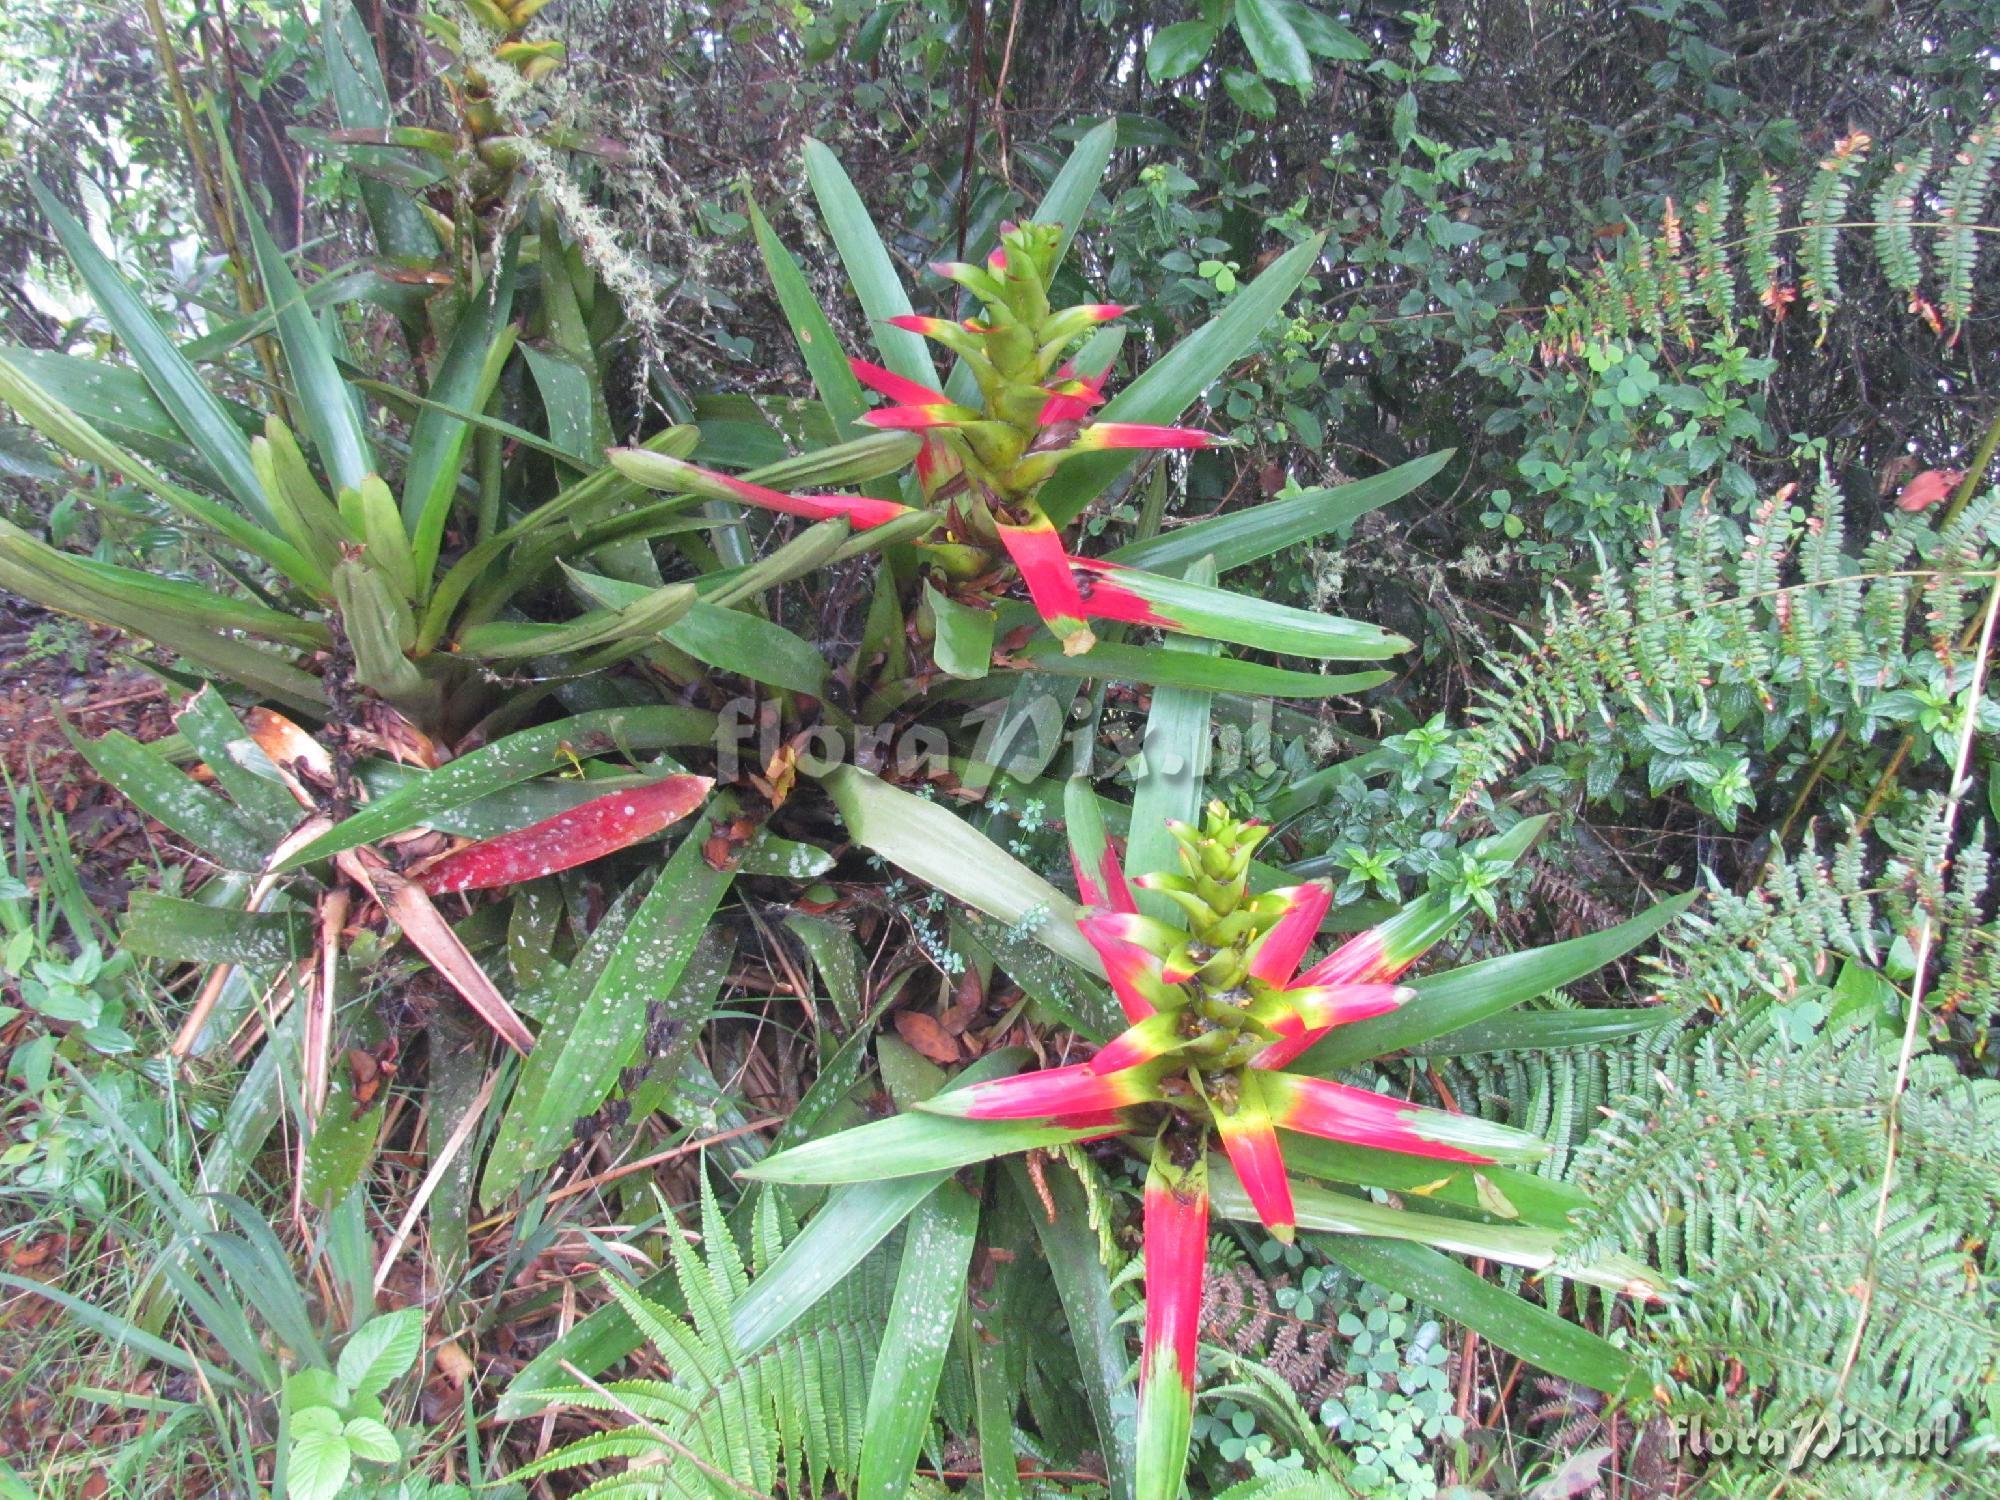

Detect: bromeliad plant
[14,111,1681,1492]
[608,216,1410,668]
[0,179,921,742]
[742,790,1672,1497]
[932,800,1558,1492]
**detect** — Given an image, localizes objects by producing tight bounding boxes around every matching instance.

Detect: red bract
[847,357,949,409]
[1214,1069,1293,1240]
[910,803,1557,1499]
[926,1059,1165,1120]
[1246,882,1334,984]
[1135,1146,1207,1500]
[1036,364,1108,424]
[1259,1070,1547,1164]
[418,773,712,894]
[606,450,920,532]
[995,520,1175,655]
[1070,422,1219,452]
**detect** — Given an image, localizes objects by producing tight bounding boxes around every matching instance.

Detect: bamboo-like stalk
[137,0,283,394]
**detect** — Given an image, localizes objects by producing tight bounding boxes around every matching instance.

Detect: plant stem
[139,0,281,391]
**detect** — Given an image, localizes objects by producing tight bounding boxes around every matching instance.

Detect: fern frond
[1936,104,2000,342]
[1690,170,1737,328]
[1872,147,1933,324]
[1744,170,1789,320]
[1568,1016,2000,1433]
[518,1204,896,1497]
[1800,131,1872,332]
[1522,112,1998,351]
[1447,473,2000,817]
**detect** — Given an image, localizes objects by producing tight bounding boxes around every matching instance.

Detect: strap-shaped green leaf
[1297,891,1697,1073]
[321,0,437,262]
[0,346,251,481]
[1213,1167,1665,1299]
[856,1182,980,1500]
[174,686,305,839]
[240,203,375,493]
[403,246,518,582]
[454,578,697,660]
[731,1174,946,1357]
[482,795,730,1190]
[1006,1159,1137,1500]
[1125,557,1218,924]
[64,723,271,872]
[0,352,311,582]
[803,138,938,392]
[744,1107,1108,1186]
[749,194,870,442]
[1107,560,1410,659]
[0,539,326,708]
[1037,233,1326,527]
[1279,1134,1589,1231]
[123,894,310,967]
[1017,638,1389,697]
[29,182,272,524]
[1106,450,1452,577]
[1312,1234,1638,1396]
[823,765,1095,969]
[568,569,829,698]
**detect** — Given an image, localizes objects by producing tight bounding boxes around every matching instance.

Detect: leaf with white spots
[856,1181,980,1500]
[417,774,712,894]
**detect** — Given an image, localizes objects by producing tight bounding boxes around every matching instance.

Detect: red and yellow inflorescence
[922,800,1550,1498]
[614,221,1233,657]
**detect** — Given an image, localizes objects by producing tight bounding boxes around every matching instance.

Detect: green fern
[1522,112,1999,352]
[1568,1010,2000,1441]
[1871,148,1933,319]
[1448,474,2000,820]
[1742,170,1787,320]
[1690,170,1738,329]
[511,1183,891,1498]
[1800,133,1872,331]
[1937,104,2000,342]
[1408,800,1999,1482]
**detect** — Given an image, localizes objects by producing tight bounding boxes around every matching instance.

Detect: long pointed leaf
[731,1174,946,1357]
[1038,234,1326,527]
[1016,638,1389,697]
[1107,451,1452,577]
[242,209,374,491]
[803,139,937,391]
[749,196,869,443]
[0,353,310,581]
[743,1108,1108,1185]
[1007,1158,1137,1499]
[1212,1166,1667,1299]
[1297,892,1697,1074]
[29,183,271,523]
[403,246,518,581]
[1124,557,1216,923]
[1314,1235,1638,1397]
[322,0,438,261]
[481,795,730,1182]
[823,765,1095,969]
[65,723,271,872]
[856,1182,980,1500]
